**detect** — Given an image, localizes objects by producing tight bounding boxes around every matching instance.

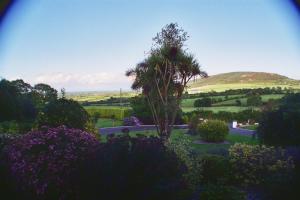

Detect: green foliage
[246,95,262,106]
[130,95,153,124]
[200,155,232,185]
[194,97,212,107]
[184,109,262,123]
[187,113,200,135]
[126,23,207,139]
[167,132,202,189]
[85,107,131,120]
[198,120,229,142]
[229,143,294,186]
[38,98,90,130]
[1,121,34,134]
[257,93,300,146]
[199,184,246,200]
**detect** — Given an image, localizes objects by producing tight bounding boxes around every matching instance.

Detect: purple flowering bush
[2,126,99,199]
[123,116,142,126]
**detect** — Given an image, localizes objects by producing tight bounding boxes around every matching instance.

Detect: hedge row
[184,109,262,123]
[85,107,132,120]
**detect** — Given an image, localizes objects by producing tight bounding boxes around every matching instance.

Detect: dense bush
[229,143,294,186]
[0,134,19,153]
[73,135,189,200]
[130,95,183,125]
[194,97,212,107]
[257,109,300,146]
[38,98,90,130]
[183,109,262,124]
[246,95,262,106]
[187,113,200,135]
[198,120,229,142]
[0,121,34,134]
[167,132,202,189]
[199,184,246,200]
[200,155,232,185]
[123,116,142,126]
[2,126,99,199]
[257,93,300,146]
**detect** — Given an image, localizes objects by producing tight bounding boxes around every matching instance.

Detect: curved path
[99,124,256,136]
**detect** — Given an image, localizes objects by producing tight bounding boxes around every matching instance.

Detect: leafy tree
[235,99,242,106]
[0,79,20,121]
[246,95,262,106]
[38,98,90,130]
[11,79,32,94]
[126,23,207,140]
[33,83,58,103]
[194,97,212,107]
[257,93,300,146]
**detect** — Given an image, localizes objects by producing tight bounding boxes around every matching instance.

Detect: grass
[84,105,130,110]
[181,95,244,107]
[100,129,259,154]
[242,124,258,130]
[95,118,123,128]
[212,94,285,106]
[67,91,137,102]
[188,83,300,93]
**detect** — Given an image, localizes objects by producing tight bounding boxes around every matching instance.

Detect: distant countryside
[1,1,300,200]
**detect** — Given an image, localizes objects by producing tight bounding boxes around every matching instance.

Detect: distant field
[67,91,138,102]
[188,72,300,93]
[181,94,244,107]
[188,83,300,93]
[181,106,256,113]
[212,94,284,106]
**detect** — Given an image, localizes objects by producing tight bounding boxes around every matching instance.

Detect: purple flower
[3,126,99,198]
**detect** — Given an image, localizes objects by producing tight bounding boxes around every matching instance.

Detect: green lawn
[84,105,130,110]
[100,129,258,154]
[95,118,123,128]
[241,124,258,130]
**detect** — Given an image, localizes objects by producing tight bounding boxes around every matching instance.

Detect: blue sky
[0,0,299,91]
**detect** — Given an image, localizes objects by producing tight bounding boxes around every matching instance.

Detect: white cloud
[31,72,131,91]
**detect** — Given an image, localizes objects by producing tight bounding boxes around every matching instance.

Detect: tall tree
[126,23,207,140]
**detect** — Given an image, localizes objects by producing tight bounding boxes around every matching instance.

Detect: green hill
[188,72,300,93]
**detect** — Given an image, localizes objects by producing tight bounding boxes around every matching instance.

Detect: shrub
[38,98,90,130]
[197,120,229,142]
[257,109,300,146]
[194,97,212,107]
[187,113,200,135]
[73,135,189,200]
[229,143,294,186]
[200,155,232,185]
[123,116,142,126]
[0,134,19,153]
[247,95,262,106]
[167,133,202,189]
[0,121,34,134]
[2,126,99,199]
[199,184,246,200]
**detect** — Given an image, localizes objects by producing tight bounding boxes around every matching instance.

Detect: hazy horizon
[1,0,300,91]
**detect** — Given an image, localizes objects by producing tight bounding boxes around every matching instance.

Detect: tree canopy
[126,23,207,139]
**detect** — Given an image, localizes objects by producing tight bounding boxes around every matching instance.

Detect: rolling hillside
[188,72,300,93]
